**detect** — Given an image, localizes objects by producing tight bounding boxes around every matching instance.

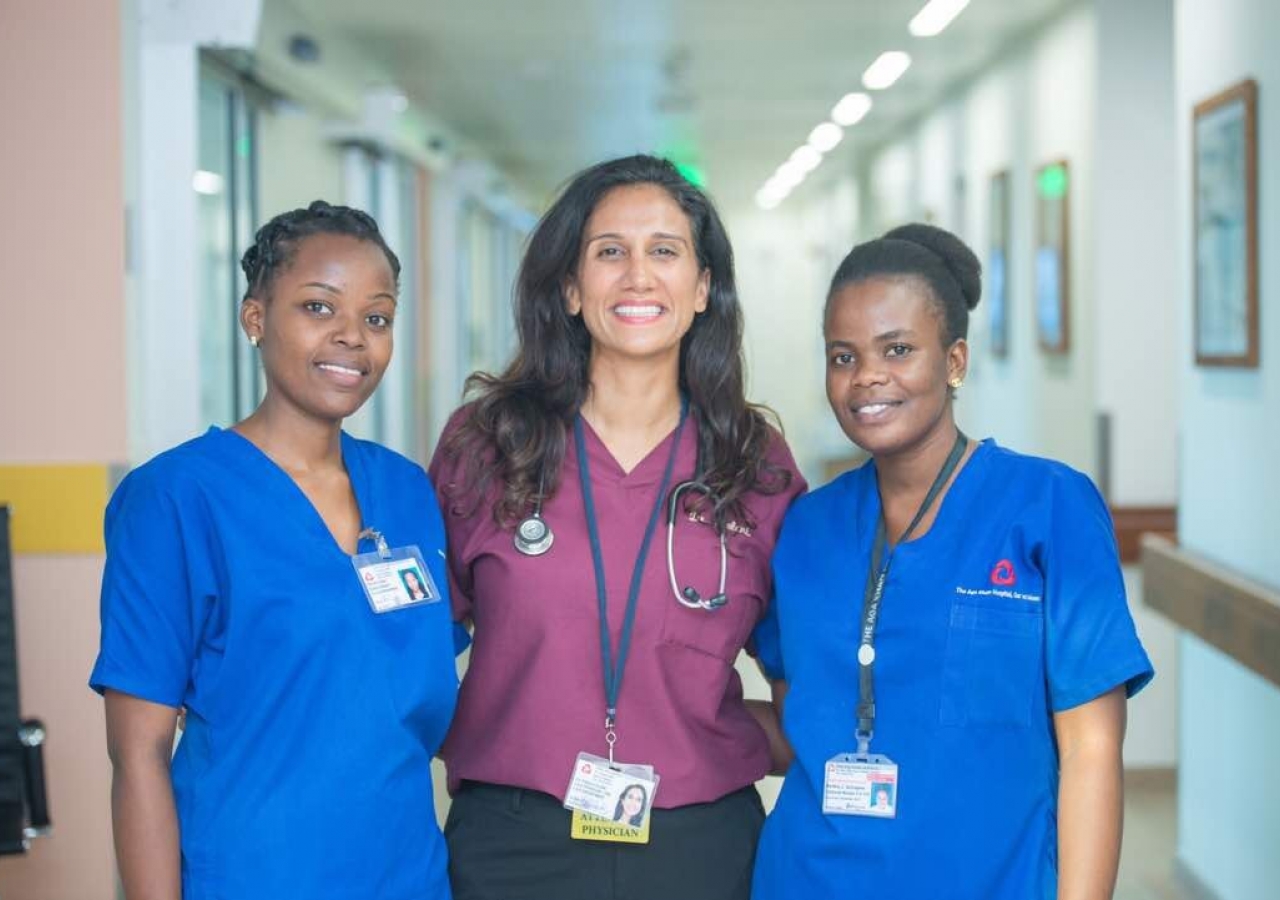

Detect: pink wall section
[0,558,114,900]
[0,1,124,898]
[0,0,127,463]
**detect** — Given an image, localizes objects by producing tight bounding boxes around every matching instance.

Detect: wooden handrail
[1141,533,1280,688]
[1110,505,1176,563]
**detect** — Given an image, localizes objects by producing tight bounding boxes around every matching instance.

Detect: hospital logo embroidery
[990,559,1016,586]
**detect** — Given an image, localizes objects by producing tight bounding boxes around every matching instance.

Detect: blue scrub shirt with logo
[91,428,457,900]
[752,439,1153,900]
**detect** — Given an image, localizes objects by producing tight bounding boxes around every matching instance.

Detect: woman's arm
[746,680,794,776]
[105,690,182,900]
[1053,686,1127,900]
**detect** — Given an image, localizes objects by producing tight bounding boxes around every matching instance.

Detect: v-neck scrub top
[429,412,805,809]
[751,440,1154,900]
[91,428,458,900]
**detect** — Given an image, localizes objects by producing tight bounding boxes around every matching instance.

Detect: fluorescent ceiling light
[808,122,844,152]
[831,92,873,127]
[790,145,823,172]
[192,170,225,195]
[909,0,971,37]
[862,51,911,90]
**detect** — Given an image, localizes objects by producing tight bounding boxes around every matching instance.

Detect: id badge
[823,752,899,818]
[564,752,659,844]
[351,545,440,614]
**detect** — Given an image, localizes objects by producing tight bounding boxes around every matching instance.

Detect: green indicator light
[236,135,253,159]
[1038,164,1068,198]
[674,161,706,188]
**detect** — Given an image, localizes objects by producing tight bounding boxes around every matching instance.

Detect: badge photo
[351,545,440,614]
[564,752,659,842]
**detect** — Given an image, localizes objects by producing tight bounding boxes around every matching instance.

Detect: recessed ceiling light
[756,184,786,210]
[909,0,971,37]
[862,51,912,90]
[775,161,806,189]
[832,93,873,127]
[808,122,844,153]
[790,145,823,172]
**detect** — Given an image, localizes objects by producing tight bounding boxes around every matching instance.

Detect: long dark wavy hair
[439,154,791,530]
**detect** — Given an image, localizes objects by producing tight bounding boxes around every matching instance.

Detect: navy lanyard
[575,400,689,758]
[856,431,969,751]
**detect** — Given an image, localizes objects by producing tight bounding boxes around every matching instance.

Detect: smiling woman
[90,201,458,900]
[430,155,805,900]
[750,223,1154,900]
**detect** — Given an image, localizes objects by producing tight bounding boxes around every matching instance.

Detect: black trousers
[446,781,765,900]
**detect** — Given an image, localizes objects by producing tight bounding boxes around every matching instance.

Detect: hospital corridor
[0,0,1277,898]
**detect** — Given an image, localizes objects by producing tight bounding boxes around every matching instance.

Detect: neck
[581,351,682,437]
[234,394,344,475]
[874,416,963,501]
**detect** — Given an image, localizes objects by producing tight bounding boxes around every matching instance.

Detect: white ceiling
[270,0,1081,210]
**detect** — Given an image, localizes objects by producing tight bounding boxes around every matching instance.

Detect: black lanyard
[855,431,969,750]
[575,401,688,758]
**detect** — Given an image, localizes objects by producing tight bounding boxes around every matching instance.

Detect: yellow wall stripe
[0,464,112,554]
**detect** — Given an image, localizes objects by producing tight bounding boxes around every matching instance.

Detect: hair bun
[883,223,982,311]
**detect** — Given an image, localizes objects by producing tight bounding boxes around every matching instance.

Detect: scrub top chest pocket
[939,592,1044,728]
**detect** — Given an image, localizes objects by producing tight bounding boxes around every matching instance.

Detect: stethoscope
[514,450,730,612]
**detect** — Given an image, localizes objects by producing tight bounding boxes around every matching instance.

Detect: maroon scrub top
[429,409,806,809]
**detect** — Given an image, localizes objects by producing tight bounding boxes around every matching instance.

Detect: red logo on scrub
[991,559,1016,586]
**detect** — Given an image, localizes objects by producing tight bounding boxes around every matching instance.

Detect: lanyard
[575,400,688,761]
[855,431,969,752]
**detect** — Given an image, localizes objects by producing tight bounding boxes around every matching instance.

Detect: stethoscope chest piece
[514,513,554,556]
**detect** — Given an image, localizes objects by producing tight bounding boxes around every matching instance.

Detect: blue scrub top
[752,439,1153,900]
[91,427,457,900]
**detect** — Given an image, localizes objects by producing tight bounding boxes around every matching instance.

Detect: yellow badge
[569,809,651,844]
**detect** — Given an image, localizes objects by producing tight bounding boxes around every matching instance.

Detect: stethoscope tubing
[515,478,730,612]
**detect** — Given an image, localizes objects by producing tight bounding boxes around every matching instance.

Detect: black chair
[0,505,51,856]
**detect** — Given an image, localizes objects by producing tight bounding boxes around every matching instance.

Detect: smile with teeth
[853,401,899,417]
[613,304,664,320]
[317,362,365,377]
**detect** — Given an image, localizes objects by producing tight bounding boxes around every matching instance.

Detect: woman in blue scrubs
[752,223,1153,900]
[91,202,457,900]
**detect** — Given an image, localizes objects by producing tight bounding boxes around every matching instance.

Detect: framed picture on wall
[1193,78,1258,367]
[1034,159,1070,354]
[987,170,1011,358]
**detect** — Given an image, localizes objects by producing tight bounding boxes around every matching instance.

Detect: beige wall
[0,1,125,898]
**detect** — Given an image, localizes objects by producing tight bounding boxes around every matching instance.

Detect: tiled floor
[1115,771,1197,900]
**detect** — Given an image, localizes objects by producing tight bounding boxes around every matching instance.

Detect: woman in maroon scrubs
[430,155,804,900]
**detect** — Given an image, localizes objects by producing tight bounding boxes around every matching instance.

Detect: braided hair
[239,200,401,301]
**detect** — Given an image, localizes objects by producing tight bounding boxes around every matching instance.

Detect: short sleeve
[427,412,483,624]
[1042,470,1154,711]
[745,434,807,683]
[750,588,785,681]
[89,468,213,707]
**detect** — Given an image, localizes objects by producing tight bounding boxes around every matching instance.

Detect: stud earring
[948,376,964,389]
[249,335,260,348]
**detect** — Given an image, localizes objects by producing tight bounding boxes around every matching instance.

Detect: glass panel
[197,64,260,427]
[232,91,261,419]
[196,75,235,426]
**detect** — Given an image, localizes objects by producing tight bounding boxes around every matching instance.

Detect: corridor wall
[0,3,124,897]
[1174,1,1280,898]
[729,0,1181,770]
